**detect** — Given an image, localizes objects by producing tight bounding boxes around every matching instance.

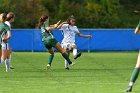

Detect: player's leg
[64,51,70,70]
[61,43,70,69]
[126,53,140,92]
[1,43,10,72]
[5,44,13,71]
[7,45,13,69]
[0,49,2,63]
[47,48,54,67]
[55,42,74,66]
[71,43,81,59]
[1,46,6,64]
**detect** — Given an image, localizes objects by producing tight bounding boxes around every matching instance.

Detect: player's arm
[3,31,11,43]
[134,27,140,34]
[57,22,67,29]
[45,20,61,31]
[134,22,140,34]
[77,32,92,38]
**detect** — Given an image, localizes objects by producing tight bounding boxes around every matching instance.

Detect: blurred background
[0,0,140,29]
[0,0,140,52]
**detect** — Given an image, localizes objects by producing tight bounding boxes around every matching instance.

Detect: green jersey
[0,22,10,42]
[41,22,54,41]
[41,22,58,49]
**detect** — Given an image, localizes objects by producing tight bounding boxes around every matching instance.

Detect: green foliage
[0,0,139,28]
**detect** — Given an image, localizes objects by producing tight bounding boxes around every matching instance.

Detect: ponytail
[38,15,48,28]
[6,12,15,21]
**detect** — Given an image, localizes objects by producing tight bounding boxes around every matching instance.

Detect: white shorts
[61,42,76,51]
[1,42,9,50]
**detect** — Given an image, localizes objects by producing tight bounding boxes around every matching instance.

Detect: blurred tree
[1,0,47,28]
[0,0,10,12]
[0,0,139,28]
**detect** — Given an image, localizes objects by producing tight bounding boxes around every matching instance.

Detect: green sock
[48,55,54,65]
[62,53,72,64]
[130,68,140,83]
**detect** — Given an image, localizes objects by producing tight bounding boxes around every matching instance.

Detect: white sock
[64,60,69,68]
[8,54,12,67]
[5,59,10,72]
[73,49,77,57]
[129,82,134,86]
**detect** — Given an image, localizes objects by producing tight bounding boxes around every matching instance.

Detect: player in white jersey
[1,12,15,72]
[57,15,92,69]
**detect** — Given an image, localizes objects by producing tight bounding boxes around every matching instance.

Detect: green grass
[0,52,140,93]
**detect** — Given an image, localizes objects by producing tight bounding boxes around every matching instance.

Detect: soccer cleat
[10,67,14,69]
[6,69,10,72]
[126,86,133,92]
[74,52,82,59]
[69,62,75,66]
[47,64,51,70]
[65,67,69,70]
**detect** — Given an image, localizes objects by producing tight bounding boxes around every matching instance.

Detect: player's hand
[54,24,58,28]
[87,35,92,38]
[62,21,68,24]
[56,20,61,25]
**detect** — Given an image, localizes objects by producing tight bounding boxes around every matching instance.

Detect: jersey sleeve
[5,21,11,30]
[41,22,49,33]
[4,24,10,32]
[44,22,49,28]
[61,24,68,30]
[74,26,80,34]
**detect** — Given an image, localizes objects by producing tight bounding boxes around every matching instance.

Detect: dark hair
[6,12,15,21]
[0,13,7,21]
[67,15,75,25]
[38,15,49,28]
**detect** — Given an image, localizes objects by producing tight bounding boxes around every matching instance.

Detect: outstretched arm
[77,33,92,38]
[45,20,61,31]
[57,22,67,29]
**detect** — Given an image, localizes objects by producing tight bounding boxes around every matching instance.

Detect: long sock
[5,59,10,72]
[5,55,12,67]
[62,53,72,64]
[129,68,140,86]
[73,49,77,57]
[64,60,68,68]
[48,54,54,65]
[8,54,12,67]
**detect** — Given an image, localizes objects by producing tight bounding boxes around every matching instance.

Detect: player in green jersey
[0,13,11,65]
[38,15,75,69]
[126,21,140,92]
[1,12,15,72]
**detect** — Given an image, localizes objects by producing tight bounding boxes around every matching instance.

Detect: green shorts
[43,37,58,49]
[0,45,1,49]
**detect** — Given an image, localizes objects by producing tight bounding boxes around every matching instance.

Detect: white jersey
[61,24,79,44]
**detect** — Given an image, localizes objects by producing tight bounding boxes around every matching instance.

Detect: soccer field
[0,52,139,93]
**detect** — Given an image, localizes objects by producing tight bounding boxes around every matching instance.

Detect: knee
[50,53,54,55]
